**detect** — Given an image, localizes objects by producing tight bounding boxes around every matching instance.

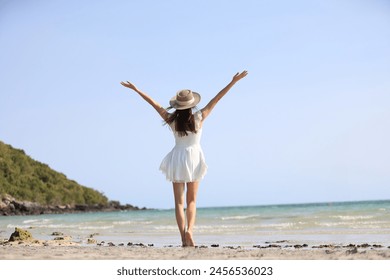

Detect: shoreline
[1,239,390,260]
[2,200,389,260]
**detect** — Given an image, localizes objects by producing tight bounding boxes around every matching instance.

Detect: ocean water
[1,200,390,247]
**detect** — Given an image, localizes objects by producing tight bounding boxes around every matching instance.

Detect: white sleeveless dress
[159,111,208,183]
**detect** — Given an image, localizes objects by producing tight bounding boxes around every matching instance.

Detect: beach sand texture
[1,240,390,260]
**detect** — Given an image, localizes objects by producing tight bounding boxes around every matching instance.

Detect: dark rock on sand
[253,244,282,249]
[87,238,97,244]
[312,244,341,249]
[127,242,147,247]
[53,236,72,241]
[265,240,289,244]
[346,247,358,255]
[294,244,308,249]
[223,246,242,249]
[9,227,34,242]
[343,243,356,247]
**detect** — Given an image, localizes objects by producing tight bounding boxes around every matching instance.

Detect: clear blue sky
[1,0,389,209]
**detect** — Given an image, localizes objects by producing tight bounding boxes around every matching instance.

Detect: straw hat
[169,89,201,110]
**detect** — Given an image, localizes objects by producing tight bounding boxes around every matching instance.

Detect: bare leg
[185,181,199,247]
[173,183,186,246]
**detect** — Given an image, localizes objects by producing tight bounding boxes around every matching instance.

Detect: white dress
[159,111,208,183]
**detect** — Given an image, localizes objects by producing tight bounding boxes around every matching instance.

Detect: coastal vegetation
[0,140,108,206]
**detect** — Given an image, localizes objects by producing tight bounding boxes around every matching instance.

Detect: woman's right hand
[120,81,138,92]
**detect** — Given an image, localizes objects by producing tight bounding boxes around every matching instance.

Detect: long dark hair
[165,108,196,137]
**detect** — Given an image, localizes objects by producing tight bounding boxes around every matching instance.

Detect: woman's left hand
[232,70,248,83]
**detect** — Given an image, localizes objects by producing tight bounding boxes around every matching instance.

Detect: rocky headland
[1,140,145,216]
[0,194,145,216]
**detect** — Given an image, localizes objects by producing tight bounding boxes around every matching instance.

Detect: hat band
[176,96,195,106]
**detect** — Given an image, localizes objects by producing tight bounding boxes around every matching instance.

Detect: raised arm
[201,71,248,121]
[120,81,169,121]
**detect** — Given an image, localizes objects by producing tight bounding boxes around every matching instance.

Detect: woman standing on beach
[121,71,248,246]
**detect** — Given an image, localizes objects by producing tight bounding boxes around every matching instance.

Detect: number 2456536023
[209,266,273,276]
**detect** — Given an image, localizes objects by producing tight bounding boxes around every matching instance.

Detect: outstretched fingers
[238,70,248,79]
[233,70,248,82]
[120,81,138,91]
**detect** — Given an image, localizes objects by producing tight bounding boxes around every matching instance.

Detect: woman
[120,70,248,247]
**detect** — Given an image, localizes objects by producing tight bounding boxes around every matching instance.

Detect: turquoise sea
[1,200,389,247]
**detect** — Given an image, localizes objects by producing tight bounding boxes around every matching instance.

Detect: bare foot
[185,231,195,247]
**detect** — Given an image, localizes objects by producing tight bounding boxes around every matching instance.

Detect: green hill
[0,140,108,206]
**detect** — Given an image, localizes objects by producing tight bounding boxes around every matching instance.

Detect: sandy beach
[2,201,390,261]
[1,239,390,260]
